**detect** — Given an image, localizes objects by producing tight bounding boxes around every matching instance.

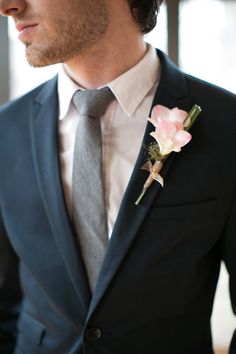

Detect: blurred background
[0,1,236,352]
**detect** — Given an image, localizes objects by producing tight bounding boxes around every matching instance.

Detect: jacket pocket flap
[148,198,218,221]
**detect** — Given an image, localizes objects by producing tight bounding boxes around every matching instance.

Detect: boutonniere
[135,104,202,205]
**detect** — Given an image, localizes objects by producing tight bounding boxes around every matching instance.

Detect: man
[0,0,236,353]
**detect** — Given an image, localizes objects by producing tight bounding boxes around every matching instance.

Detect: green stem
[135,190,146,206]
[184,104,202,131]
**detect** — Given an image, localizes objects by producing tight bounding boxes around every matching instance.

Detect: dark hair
[128,0,163,34]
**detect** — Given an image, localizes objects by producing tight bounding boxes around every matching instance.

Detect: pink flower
[148,105,192,156]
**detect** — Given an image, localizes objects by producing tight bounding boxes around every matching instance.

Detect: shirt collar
[57,44,160,120]
[57,66,80,120]
[108,44,160,117]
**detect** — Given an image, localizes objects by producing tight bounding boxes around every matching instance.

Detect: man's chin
[25,47,60,67]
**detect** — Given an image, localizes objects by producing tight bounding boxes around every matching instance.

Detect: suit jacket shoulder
[0,76,58,126]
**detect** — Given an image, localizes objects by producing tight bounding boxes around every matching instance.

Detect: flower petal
[172,130,192,152]
[151,105,171,121]
[169,108,188,123]
[149,105,190,156]
[157,118,177,139]
[150,131,175,155]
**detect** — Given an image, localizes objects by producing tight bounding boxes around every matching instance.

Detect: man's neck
[63,33,147,89]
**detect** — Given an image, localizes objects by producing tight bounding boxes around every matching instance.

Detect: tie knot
[73,87,115,118]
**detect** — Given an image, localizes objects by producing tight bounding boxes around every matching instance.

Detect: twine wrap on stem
[135,160,163,206]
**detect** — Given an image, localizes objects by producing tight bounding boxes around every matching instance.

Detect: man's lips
[15,22,38,40]
[16,22,38,32]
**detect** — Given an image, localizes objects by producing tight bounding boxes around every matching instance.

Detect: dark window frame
[0,17,9,104]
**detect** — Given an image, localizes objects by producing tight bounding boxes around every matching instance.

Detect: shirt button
[85,327,102,342]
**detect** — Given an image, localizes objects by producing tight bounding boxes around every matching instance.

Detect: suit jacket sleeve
[0,207,22,353]
[221,186,236,354]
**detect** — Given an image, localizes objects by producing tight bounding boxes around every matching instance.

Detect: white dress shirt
[58,44,161,237]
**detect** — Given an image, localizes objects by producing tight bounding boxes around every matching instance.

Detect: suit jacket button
[85,327,102,342]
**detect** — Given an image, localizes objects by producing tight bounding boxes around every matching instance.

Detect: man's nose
[0,0,26,17]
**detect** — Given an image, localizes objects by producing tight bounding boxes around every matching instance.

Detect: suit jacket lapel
[30,77,91,321]
[87,50,193,319]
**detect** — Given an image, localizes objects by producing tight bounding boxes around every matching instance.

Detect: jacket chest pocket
[138,198,221,267]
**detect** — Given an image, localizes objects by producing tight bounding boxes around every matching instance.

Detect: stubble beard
[25,3,108,67]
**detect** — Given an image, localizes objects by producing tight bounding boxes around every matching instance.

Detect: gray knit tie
[72,87,115,291]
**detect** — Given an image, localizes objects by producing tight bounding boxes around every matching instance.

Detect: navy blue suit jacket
[1,50,236,354]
